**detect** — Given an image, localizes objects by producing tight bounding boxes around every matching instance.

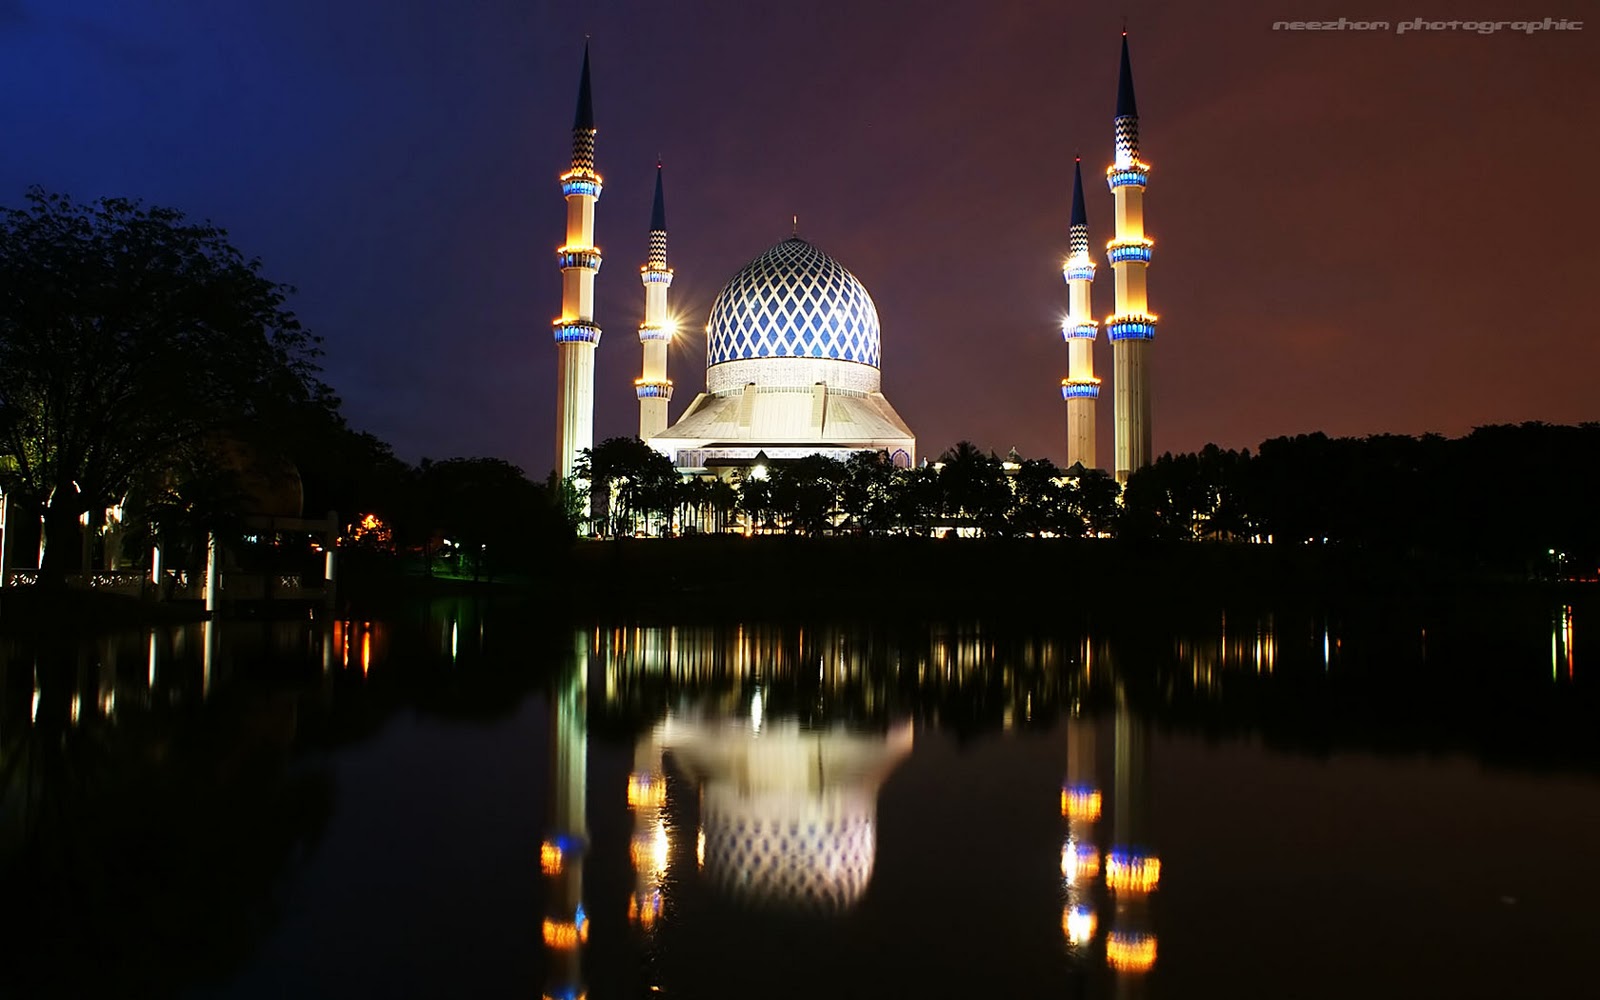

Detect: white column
[204,530,219,614]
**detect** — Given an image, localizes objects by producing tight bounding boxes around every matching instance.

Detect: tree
[1012,457,1066,537]
[417,457,559,580]
[575,437,680,537]
[0,189,330,583]
[770,454,847,536]
[936,442,1011,536]
[1068,466,1121,537]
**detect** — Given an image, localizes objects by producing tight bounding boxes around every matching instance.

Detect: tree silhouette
[0,189,330,584]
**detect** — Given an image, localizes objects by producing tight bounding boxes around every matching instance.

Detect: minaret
[1061,158,1100,470]
[636,163,674,439]
[1105,32,1157,483]
[552,44,603,481]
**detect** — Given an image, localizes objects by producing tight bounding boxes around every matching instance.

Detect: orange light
[627,772,666,809]
[1106,854,1161,894]
[541,918,589,950]
[629,891,662,928]
[1106,932,1157,972]
[540,840,564,875]
[1062,787,1103,822]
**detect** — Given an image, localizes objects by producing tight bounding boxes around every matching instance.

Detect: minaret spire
[553,43,604,482]
[1061,157,1100,469]
[1106,31,1156,483]
[573,42,595,130]
[1115,32,1139,121]
[637,162,674,439]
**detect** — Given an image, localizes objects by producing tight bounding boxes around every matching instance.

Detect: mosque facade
[550,35,1154,483]
[548,47,915,482]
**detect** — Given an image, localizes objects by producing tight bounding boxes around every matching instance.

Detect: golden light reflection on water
[1106,932,1157,972]
[1062,787,1102,821]
[1554,605,1575,680]
[1105,854,1161,894]
[1062,904,1097,946]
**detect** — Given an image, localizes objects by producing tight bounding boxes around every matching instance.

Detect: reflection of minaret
[1106,685,1158,986]
[1061,158,1100,470]
[636,163,674,439]
[1061,709,1102,950]
[626,730,668,930]
[540,634,589,997]
[553,44,603,481]
[1105,32,1157,484]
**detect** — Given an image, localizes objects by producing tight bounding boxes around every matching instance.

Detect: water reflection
[0,596,1595,996]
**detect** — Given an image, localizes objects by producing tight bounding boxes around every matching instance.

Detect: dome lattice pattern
[706,237,881,369]
[702,802,874,913]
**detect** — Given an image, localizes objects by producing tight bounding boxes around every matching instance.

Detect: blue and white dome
[704,237,882,394]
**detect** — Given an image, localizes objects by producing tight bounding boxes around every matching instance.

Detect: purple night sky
[2,0,1595,476]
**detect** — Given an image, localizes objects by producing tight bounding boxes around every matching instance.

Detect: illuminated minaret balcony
[1106,160,1150,189]
[637,323,672,342]
[1106,238,1153,265]
[1105,313,1158,341]
[552,320,602,345]
[560,173,602,199]
[635,379,672,400]
[557,247,603,271]
[1063,260,1097,282]
[1062,320,1099,341]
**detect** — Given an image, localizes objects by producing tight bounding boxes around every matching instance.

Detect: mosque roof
[705,236,881,377]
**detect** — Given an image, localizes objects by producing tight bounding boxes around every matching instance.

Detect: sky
[2,0,1596,475]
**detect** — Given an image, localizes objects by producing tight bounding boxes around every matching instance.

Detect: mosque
[549,35,1154,484]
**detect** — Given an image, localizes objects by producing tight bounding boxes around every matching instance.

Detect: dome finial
[792,214,799,238]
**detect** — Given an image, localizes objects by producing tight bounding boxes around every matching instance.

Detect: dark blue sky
[3,0,1596,475]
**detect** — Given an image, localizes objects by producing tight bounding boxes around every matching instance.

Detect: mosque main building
[549,36,1154,484]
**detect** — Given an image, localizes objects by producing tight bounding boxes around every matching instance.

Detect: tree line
[0,188,569,588]
[578,425,1600,577]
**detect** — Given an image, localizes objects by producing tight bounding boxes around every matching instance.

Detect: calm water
[1,596,1597,998]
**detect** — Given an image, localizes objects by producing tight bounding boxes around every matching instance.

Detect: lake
[1,594,1596,998]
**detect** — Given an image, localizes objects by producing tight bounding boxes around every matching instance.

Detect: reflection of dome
[663,717,912,913]
[704,237,882,394]
[701,789,874,912]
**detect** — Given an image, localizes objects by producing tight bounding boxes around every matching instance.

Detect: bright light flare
[1063,905,1097,946]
